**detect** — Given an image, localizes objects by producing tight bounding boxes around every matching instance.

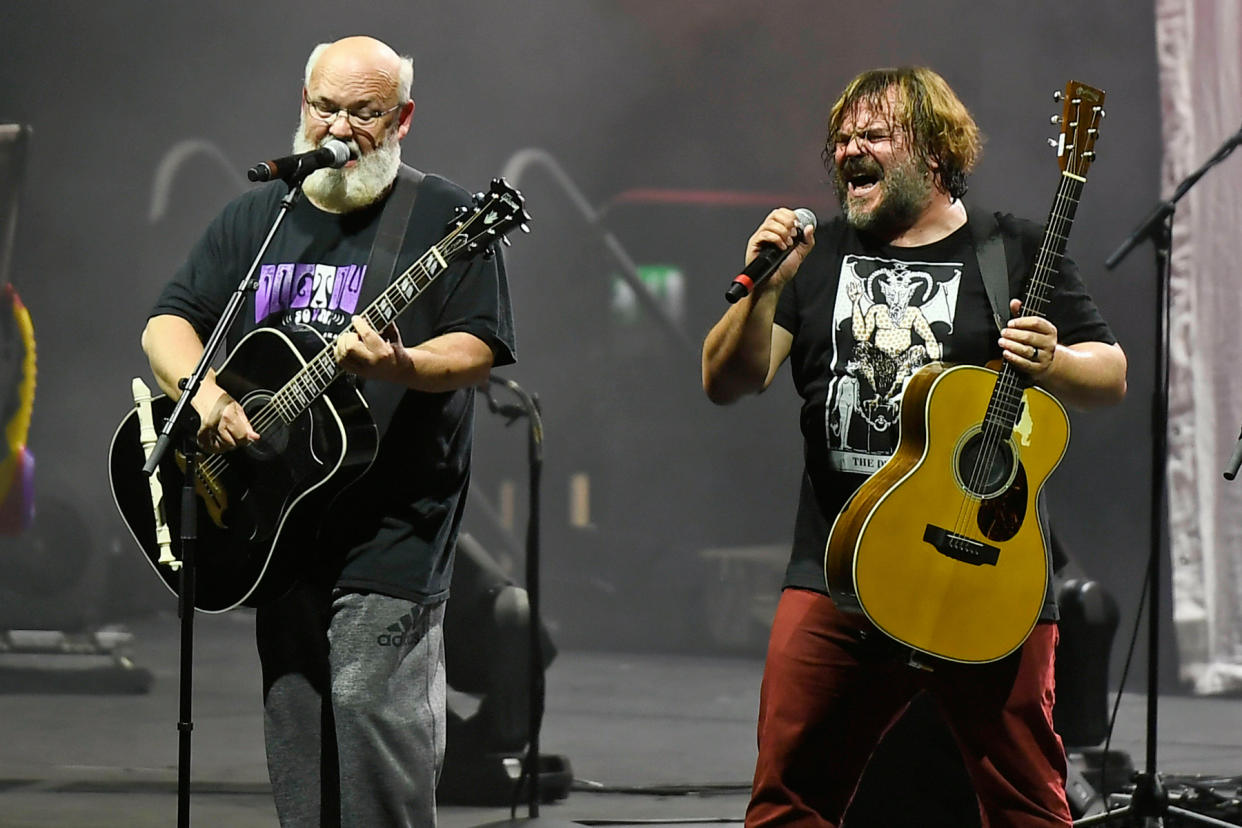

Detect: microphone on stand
[725,207,817,304]
[247,139,354,182]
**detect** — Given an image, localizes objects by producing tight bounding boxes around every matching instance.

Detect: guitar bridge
[923,525,1000,567]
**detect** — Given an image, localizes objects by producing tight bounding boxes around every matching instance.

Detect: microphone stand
[1073,120,1242,827]
[142,177,306,828]
[475,377,579,828]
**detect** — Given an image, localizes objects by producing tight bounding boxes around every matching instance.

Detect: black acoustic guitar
[109,179,529,612]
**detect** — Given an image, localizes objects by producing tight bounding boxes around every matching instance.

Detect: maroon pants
[747,588,1071,827]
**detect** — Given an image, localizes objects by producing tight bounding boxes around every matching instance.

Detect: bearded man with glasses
[140,35,515,826]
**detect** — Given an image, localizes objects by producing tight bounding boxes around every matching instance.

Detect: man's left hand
[1000,298,1057,379]
[334,315,413,383]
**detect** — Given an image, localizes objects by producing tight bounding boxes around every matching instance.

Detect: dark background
[0,2,1167,685]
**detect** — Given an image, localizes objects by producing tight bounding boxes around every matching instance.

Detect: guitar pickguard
[977,464,1028,542]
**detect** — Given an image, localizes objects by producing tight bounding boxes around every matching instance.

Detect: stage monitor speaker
[440,533,568,806]
[1054,577,1120,749]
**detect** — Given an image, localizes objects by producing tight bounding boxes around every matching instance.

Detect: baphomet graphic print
[826,254,963,476]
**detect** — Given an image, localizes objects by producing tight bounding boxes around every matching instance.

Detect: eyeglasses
[832,128,900,152]
[304,92,403,128]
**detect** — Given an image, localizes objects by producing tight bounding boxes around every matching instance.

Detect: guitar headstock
[1051,80,1105,179]
[450,178,531,260]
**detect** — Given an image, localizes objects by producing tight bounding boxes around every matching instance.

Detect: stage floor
[0,610,1239,827]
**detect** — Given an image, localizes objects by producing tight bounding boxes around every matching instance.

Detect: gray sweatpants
[257,583,447,827]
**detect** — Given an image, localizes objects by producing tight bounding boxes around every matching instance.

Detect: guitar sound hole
[956,432,1015,499]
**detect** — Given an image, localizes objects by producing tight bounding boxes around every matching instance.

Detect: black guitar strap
[351,163,424,439]
[965,203,1011,333]
[357,163,425,312]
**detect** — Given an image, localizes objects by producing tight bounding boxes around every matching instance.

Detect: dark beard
[833,154,935,238]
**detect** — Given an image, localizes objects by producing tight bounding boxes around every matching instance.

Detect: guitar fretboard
[263,231,471,425]
[980,171,1085,441]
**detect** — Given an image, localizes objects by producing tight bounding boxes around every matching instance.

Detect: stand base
[1073,772,1242,827]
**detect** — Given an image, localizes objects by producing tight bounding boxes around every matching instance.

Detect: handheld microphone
[247,139,354,182]
[725,208,817,304]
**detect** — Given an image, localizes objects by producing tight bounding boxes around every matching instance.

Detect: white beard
[292,115,402,212]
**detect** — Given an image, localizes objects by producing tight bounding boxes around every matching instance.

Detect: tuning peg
[501,237,512,247]
[520,224,530,233]
[1050,115,1061,125]
[1047,137,1059,148]
[1053,90,1063,101]
[1097,108,1107,119]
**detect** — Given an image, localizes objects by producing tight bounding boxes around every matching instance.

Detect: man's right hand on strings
[193,382,259,453]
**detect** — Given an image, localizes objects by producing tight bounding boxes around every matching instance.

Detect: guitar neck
[982,171,1086,436]
[268,231,470,424]
[1021,171,1085,323]
[229,178,527,428]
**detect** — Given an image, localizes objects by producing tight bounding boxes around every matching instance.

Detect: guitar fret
[425,248,445,277]
[986,405,1020,426]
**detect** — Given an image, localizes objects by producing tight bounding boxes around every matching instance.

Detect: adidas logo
[377,611,418,647]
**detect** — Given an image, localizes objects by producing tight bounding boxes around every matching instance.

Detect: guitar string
[952,135,1084,549]
[955,179,1077,541]
[956,179,1078,543]
[188,195,502,490]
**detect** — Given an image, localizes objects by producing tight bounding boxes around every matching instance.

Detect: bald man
[142,36,515,825]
